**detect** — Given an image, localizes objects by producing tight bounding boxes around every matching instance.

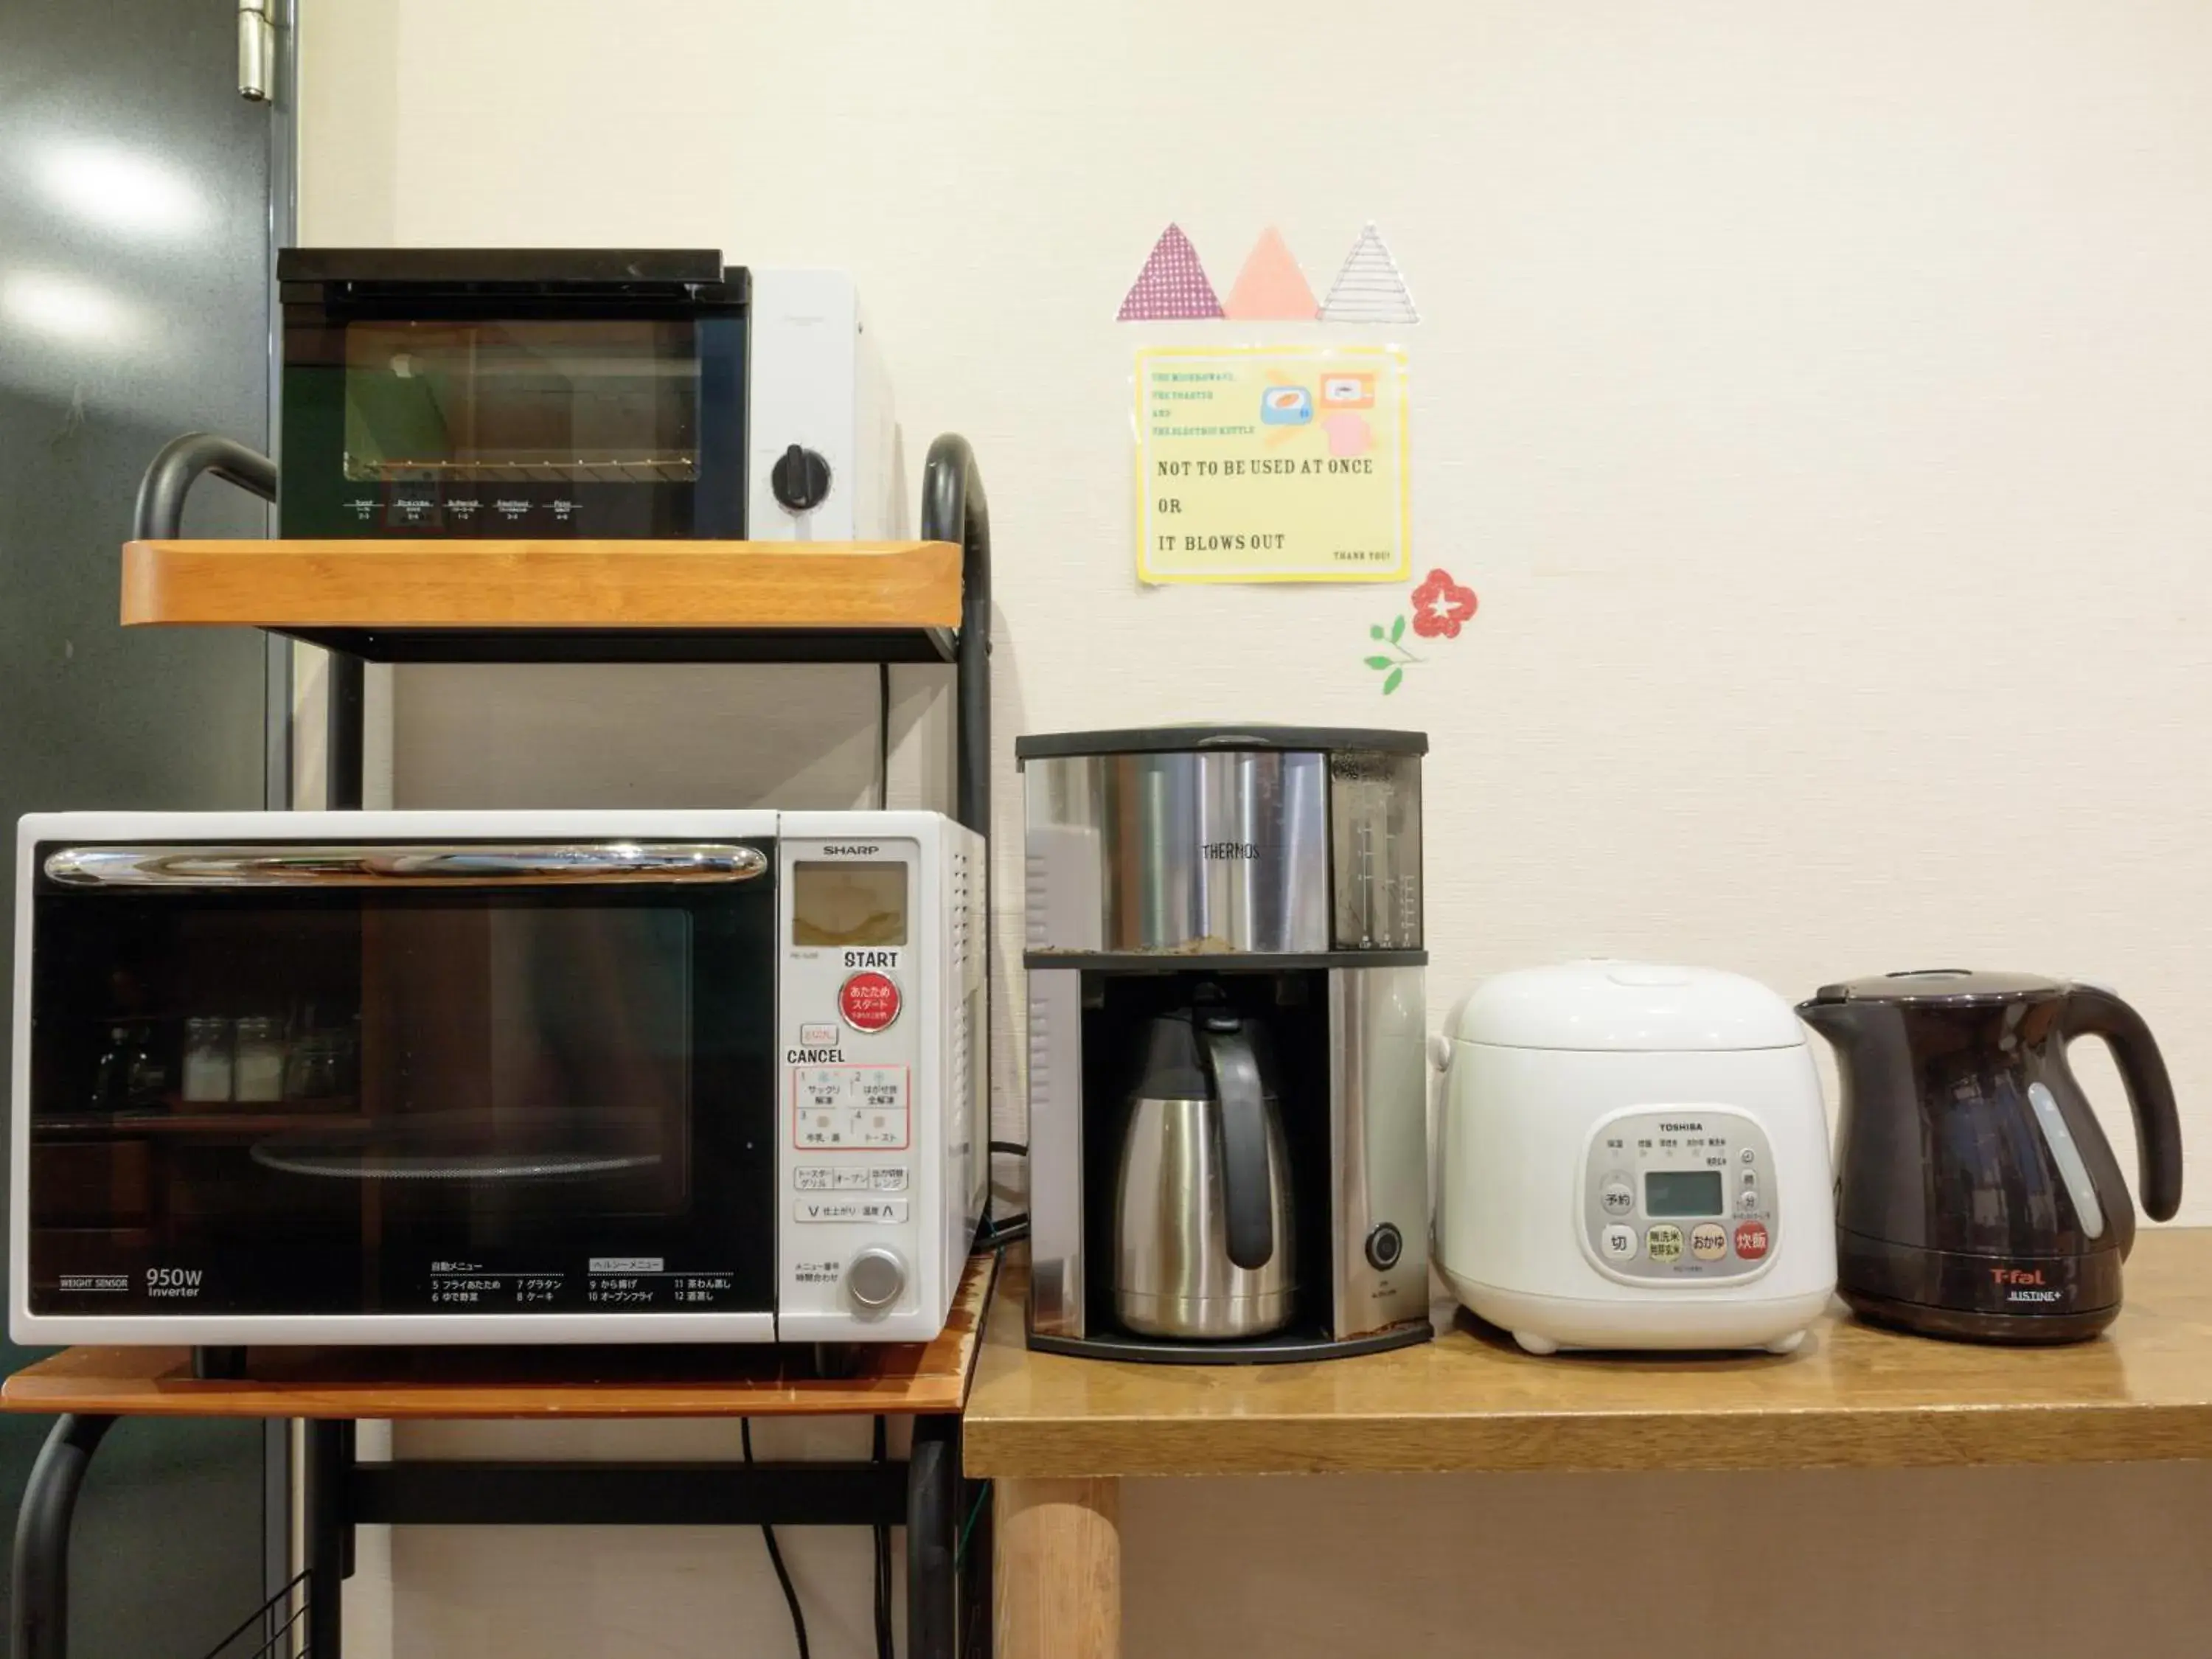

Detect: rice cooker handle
[1203,1018,1275,1272]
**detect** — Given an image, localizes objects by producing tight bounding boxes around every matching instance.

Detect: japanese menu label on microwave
[1135,345,1410,585]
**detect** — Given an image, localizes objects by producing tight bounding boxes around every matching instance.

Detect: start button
[840,971,901,1033]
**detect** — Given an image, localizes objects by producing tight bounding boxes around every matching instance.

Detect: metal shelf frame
[12,1411,987,1659]
[3,431,1003,1659]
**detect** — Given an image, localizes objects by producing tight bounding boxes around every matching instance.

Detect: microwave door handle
[41,843,771,887]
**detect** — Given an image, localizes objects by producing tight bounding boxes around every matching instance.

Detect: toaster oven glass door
[280,307,745,538]
[26,844,776,1321]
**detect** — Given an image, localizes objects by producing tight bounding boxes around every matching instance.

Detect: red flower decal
[1409,569,1478,639]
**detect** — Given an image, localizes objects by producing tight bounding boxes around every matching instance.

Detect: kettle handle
[1201,1018,1275,1271]
[2062,984,2184,1224]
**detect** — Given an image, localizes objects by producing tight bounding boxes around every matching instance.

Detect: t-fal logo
[1992,1267,2063,1302]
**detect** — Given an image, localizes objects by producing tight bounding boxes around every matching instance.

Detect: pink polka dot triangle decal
[1116,223,1225,321]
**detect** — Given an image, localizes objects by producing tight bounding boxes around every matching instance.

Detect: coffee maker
[1019,725,1433,1362]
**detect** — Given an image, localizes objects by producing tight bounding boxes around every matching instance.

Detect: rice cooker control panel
[1582,1107,1777,1284]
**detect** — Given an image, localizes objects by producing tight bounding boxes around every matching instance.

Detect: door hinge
[238,0,275,102]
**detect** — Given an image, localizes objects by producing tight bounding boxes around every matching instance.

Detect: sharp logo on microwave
[821,844,880,857]
[1200,841,1261,860]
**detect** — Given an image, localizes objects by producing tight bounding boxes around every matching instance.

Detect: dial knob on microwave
[846,1246,906,1312]
[771,444,832,512]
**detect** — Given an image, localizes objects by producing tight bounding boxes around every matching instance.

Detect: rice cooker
[1433,961,1837,1354]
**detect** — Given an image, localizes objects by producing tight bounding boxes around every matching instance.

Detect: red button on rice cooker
[840,971,900,1033]
[1733,1220,1770,1262]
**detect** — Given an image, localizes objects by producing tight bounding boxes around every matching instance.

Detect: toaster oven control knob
[1365,1222,1404,1272]
[846,1246,907,1312]
[771,444,832,513]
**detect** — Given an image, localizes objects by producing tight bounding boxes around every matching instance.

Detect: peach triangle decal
[1222,226,1319,321]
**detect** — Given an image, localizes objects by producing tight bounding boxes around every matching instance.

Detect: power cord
[872,1414,894,1659]
[741,1418,810,1659]
[986,1141,1030,1247]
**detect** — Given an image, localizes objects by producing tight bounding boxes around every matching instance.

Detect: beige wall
[299,1,2212,1653]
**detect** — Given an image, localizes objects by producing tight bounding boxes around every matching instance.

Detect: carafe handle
[1201,1016,1275,1271]
[2062,984,2183,1225]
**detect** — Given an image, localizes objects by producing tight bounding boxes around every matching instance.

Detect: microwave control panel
[1579,1107,1778,1284]
[776,832,932,1338]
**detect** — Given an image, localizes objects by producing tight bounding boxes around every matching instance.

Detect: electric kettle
[1799,970,2183,1343]
[1113,1001,1295,1341]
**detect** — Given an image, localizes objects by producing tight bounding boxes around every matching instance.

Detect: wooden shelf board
[963,1233,2212,1478]
[0,1253,995,1420]
[120,538,963,631]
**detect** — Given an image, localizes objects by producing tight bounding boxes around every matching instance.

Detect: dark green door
[0,0,285,1651]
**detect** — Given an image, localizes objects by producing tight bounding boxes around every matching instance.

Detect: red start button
[1733,1220,1771,1262]
[839,971,901,1033]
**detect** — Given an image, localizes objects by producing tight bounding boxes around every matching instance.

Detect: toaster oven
[11,810,984,1347]
[276,248,896,540]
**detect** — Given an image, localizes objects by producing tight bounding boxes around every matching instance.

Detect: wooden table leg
[993,1476,1120,1659]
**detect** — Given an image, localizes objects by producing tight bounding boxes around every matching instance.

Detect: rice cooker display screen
[1644,1169,1724,1217]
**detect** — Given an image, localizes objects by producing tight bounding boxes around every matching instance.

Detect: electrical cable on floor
[742,1418,811,1659]
[872,1414,894,1659]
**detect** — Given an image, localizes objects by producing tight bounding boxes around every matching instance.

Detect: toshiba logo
[1657,1121,1705,1133]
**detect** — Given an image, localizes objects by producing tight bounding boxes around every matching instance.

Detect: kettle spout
[1794,995,1862,1047]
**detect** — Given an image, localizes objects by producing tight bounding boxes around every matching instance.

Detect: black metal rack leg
[908,1414,960,1659]
[10,1414,116,1659]
[324,650,366,810]
[304,1419,350,1658]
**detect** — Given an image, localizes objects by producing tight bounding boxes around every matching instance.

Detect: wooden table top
[964,1232,2212,1478]
[0,1253,996,1420]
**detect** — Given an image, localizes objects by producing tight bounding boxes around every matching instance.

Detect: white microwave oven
[10,810,985,1349]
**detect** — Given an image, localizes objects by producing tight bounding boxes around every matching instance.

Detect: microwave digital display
[343,318,701,485]
[791,862,907,948]
[1644,1169,1724,1217]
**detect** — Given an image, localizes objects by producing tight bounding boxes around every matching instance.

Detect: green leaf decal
[1369,624,1385,640]
[1390,615,1406,644]
[1363,655,1394,670]
[1383,667,1403,695]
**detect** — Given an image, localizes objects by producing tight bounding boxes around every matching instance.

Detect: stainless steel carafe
[1113,1004,1295,1340]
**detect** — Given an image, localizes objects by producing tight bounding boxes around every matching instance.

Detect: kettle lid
[1808,968,2067,1007]
[1447,961,1806,1052]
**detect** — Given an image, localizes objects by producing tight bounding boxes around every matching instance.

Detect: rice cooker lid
[1448,961,1806,1052]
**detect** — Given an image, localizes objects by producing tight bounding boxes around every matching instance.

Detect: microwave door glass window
[343,319,701,484]
[27,883,773,1318]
